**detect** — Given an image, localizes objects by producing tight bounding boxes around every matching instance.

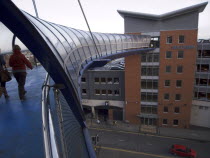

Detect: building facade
[81,2,209,129]
[81,66,125,121]
[117,2,207,128]
[191,40,210,128]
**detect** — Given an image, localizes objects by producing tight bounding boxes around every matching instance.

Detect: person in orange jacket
[9,45,33,100]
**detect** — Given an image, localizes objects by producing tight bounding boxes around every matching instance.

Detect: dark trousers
[0,82,6,87]
[13,72,27,99]
[0,75,6,87]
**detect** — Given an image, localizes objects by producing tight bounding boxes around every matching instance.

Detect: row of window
[141,80,158,89]
[162,119,179,126]
[165,65,183,73]
[164,80,182,87]
[141,53,159,62]
[141,92,158,102]
[197,64,209,72]
[92,89,121,96]
[195,78,210,86]
[81,77,120,84]
[165,51,184,59]
[141,66,159,76]
[141,106,157,114]
[164,93,182,101]
[166,35,185,44]
[198,50,210,58]
[163,106,180,113]
[194,92,210,100]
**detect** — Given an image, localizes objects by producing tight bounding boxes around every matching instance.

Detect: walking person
[9,45,33,101]
[0,55,9,99]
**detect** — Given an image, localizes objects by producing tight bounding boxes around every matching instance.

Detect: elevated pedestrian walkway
[0,66,45,158]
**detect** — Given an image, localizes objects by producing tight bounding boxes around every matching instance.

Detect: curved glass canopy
[0,0,152,126]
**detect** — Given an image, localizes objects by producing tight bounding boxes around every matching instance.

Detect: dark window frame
[175,94,181,101]
[166,36,173,44]
[177,65,183,73]
[164,80,170,87]
[179,35,185,44]
[178,51,184,59]
[165,65,171,73]
[166,51,172,59]
[163,106,168,113]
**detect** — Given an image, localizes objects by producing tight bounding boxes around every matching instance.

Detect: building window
[141,92,158,102]
[114,78,119,84]
[141,106,157,114]
[163,106,168,113]
[107,78,112,84]
[177,65,183,73]
[179,35,185,43]
[175,94,181,101]
[166,36,172,44]
[166,51,172,58]
[176,80,182,88]
[81,77,86,83]
[154,54,159,62]
[178,51,184,59]
[195,92,206,100]
[141,80,158,89]
[94,78,99,84]
[197,64,209,72]
[164,80,170,87]
[164,93,170,100]
[108,90,112,96]
[141,66,159,76]
[165,65,171,73]
[82,89,87,95]
[114,90,120,96]
[174,107,180,113]
[101,78,106,84]
[95,89,100,95]
[196,78,208,86]
[163,119,168,125]
[101,89,106,95]
[173,119,179,126]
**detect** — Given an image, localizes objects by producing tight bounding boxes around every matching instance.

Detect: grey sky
[12,0,210,39]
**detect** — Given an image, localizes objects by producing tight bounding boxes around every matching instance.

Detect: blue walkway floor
[0,66,45,158]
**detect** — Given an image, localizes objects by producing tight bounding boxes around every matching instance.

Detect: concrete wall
[191,100,210,128]
[82,99,124,108]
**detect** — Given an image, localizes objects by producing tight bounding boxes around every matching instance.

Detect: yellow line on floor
[89,127,185,141]
[95,146,174,158]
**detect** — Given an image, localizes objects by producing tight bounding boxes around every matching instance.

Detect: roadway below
[89,128,210,158]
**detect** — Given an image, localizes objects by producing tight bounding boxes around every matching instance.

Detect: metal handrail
[42,73,53,158]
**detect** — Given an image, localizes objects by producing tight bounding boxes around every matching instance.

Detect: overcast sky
[12,0,210,39]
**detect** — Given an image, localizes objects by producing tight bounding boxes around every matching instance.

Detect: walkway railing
[42,74,96,158]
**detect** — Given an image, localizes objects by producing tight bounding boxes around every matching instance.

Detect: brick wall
[158,29,198,128]
[124,55,141,124]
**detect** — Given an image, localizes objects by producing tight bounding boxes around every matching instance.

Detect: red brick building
[118,2,208,128]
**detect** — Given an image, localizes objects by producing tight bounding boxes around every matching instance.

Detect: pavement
[0,66,45,158]
[89,128,210,158]
[87,119,210,142]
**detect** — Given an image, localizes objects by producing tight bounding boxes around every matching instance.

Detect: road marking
[89,127,186,141]
[95,146,174,158]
